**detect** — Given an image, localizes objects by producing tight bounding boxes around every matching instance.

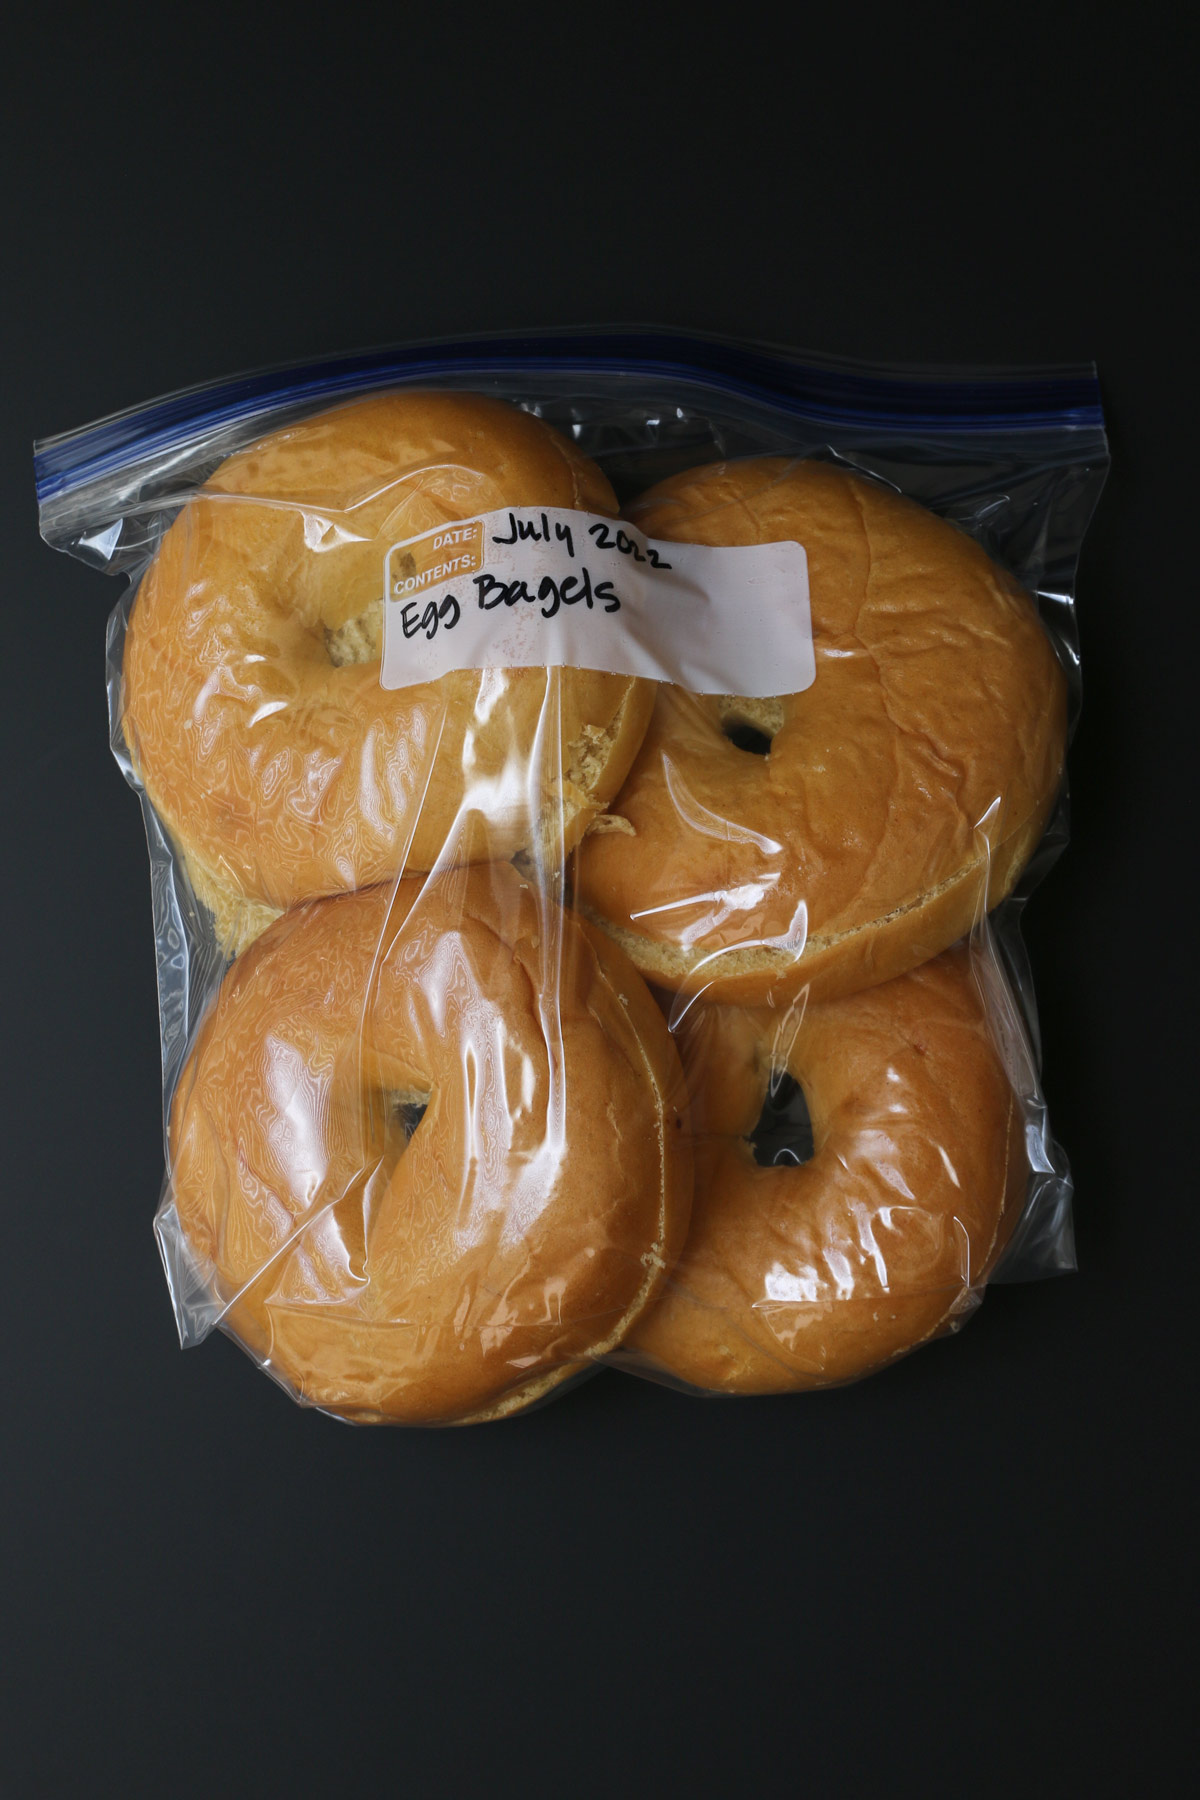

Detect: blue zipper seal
[35,328,1106,507]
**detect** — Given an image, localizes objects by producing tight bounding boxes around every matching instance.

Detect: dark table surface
[3,8,1193,1795]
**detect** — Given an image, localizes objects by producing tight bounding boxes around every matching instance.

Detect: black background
[3,8,1194,1796]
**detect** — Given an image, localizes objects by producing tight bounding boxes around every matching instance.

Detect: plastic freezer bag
[35,330,1107,1420]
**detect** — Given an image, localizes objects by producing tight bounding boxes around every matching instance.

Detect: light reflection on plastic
[264,1036,328,1211]
[248,699,288,727]
[763,1263,820,1304]
[662,756,783,853]
[301,512,367,553]
[936,1145,962,1188]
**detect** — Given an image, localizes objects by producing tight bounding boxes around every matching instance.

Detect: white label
[380,508,813,697]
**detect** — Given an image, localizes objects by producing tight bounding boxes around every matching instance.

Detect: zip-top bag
[36,330,1108,1421]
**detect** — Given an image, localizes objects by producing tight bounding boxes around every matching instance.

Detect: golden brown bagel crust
[168,863,691,1424]
[123,392,655,952]
[574,458,1067,1004]
[624,948,1026,1393]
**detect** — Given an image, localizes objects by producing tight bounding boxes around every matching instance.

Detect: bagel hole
[717,695,782,756]
[748,1071,814,1168]
[325,598,383,667]
[723,719,773,756]
[387,1092,429,1144]
[363,1091,430,1206]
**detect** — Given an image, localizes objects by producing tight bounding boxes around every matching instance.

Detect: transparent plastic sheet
[38,330,1108,1420]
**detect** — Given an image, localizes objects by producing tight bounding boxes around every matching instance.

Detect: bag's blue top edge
[34,327,1106,505]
